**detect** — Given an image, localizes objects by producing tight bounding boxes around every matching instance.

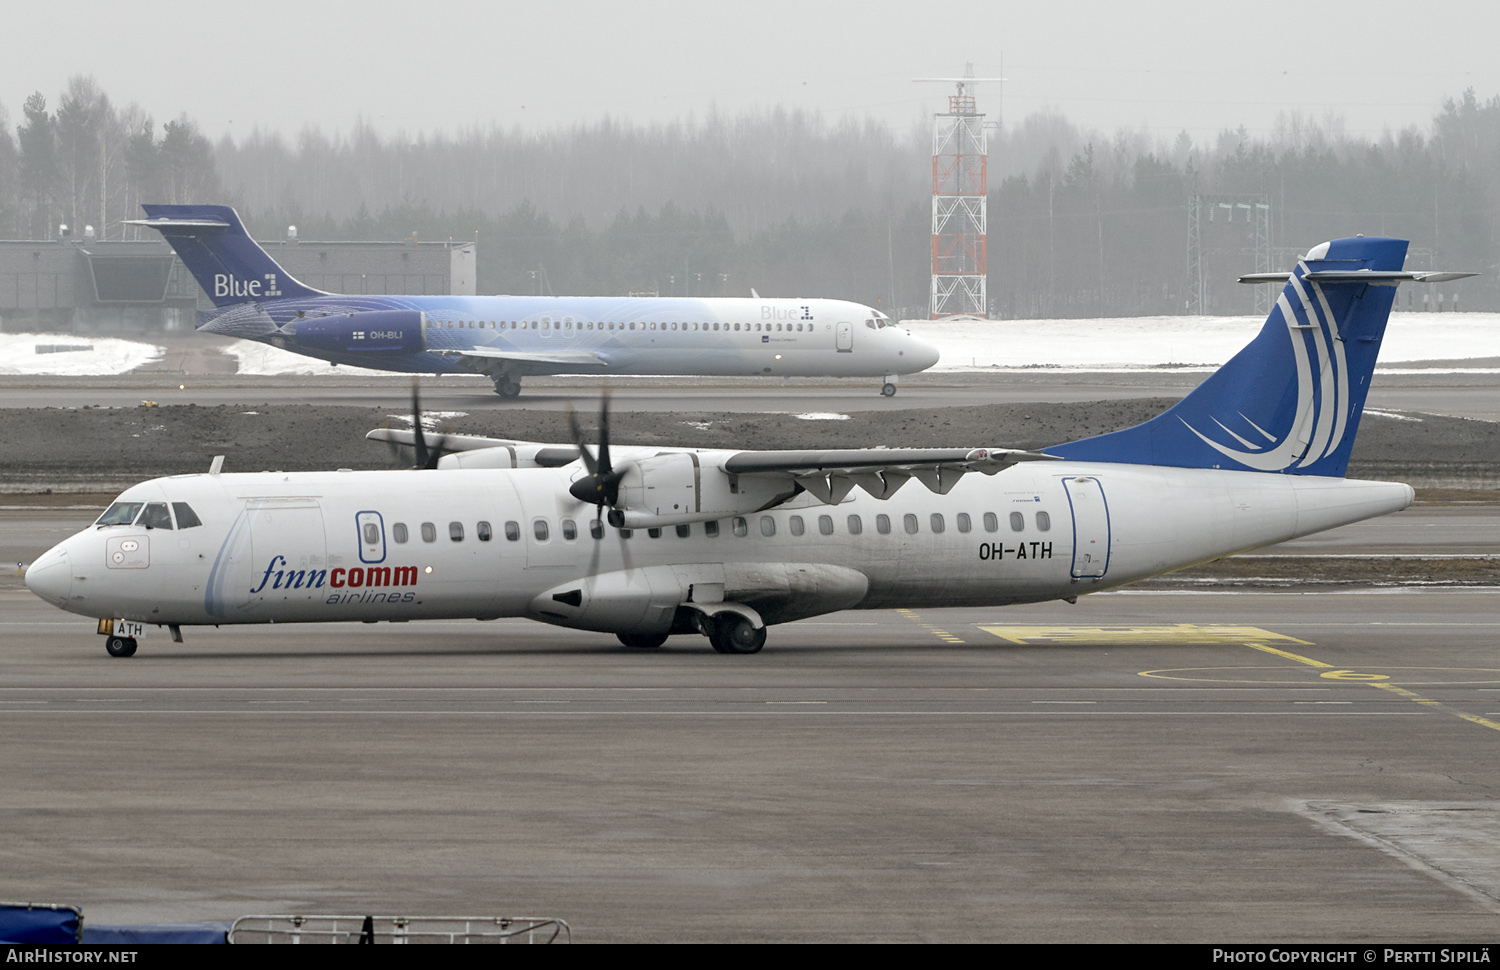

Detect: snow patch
[0,332,162,375]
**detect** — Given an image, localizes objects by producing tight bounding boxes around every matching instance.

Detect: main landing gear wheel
[618,632,668,650]
[880,382,898,397]
[493,379,522,399]
[707,614,766,655]
[104,636,137,658]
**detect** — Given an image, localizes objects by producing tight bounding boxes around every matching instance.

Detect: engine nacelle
[612,451,795,529]
[527,561,869,634]
[290,309,426,355]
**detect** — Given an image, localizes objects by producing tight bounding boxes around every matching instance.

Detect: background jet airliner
[131,204,939,397]
[25,236,1472,657]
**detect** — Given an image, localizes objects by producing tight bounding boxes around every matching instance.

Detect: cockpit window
[172,503,202,529]
[138,503,173,530]
[96,502,143,526]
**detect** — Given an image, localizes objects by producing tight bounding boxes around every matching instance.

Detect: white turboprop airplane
[24,236,1472,657]
[130,204,939,398]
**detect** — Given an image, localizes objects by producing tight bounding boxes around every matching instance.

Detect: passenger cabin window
[172,503,202,529]
[983,512,998,533]
[1010,512,1025,532]
[648,527,662,539]
[590,520,604,540]
[876,514,891,535]
[904,513,919,535]
[930,513,945,534]
[449,521,464,542]
[562,519,578,541]
[363,522,380,545]
[789,515,805,536]
[421,522,437,543]
[675,524,691,538]
[818,515,834,536]
[760,516,776,537]
[847,514,863,535]
[505,521,520,541]
[534,519,550,541]
[96,502,143,526]
[704,521,720,538]
[956,513,971,533]
[477,521,493,542]
[733,517,748,537]
[1036,511,1051,531]
[393,523,409,543]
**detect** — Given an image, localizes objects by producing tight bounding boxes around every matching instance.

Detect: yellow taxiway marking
[979,625,1500,735]
[1252,642,1500,733]
[979,624,1312,647]
[896,609,967,645]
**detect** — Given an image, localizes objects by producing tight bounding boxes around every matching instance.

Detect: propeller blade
[566,394,624,507]
[410,383,431,468]
[566,404,599,476]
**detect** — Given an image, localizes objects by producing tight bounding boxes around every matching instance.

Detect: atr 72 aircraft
[25,236,1471,657]
[129,204,939,397]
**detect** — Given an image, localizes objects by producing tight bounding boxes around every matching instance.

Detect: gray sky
[4,0,1497,143]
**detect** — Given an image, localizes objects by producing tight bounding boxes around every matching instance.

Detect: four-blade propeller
[567,395,626,516]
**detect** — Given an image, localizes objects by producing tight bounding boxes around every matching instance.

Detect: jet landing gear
[880,375,899,397]
[706,613,766,655]
[105,636,137,658]
[491,376,523,399]
[617,632,667,650]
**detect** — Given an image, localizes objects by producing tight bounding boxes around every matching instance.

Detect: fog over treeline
[2,76,1499,316]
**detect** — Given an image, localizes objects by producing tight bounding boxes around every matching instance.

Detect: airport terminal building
[0,230,476,333]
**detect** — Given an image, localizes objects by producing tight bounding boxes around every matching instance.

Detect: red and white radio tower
[916,64,1002,318]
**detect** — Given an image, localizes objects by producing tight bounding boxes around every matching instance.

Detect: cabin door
[1062,477,1110,579]
[836,320,854,352]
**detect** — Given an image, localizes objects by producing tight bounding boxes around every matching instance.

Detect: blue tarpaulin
[81,922,230,944]
[0,904,83,944]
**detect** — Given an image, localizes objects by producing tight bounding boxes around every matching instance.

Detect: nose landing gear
[880,374,899,397]
[105,636,137,658]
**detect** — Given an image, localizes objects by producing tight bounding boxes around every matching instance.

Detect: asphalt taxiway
[5,366,1500,420]
[3,505,1499,941]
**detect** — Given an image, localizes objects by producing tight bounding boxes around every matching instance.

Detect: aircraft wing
[723,447,1056,500]
[366,428,581,466]
[440,348,608,367]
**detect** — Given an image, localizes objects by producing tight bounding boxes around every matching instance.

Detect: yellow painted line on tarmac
[978,625,1500,736]
[895,609,967,645]
[1242,642,1334,667]
[979,624,1312,647]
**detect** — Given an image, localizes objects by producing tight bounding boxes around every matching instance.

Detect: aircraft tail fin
[1046,236,1454,478]
[128,204,324,309]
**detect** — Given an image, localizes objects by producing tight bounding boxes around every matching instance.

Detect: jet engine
[288,310,426,356]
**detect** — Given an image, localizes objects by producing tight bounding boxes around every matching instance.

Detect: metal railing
[228,914,570,944]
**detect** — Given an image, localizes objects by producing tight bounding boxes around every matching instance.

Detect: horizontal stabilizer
[124,217,231,230]
[1239,270,1476,284]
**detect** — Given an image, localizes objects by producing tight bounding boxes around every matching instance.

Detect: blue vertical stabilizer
[133,204,323,309]
[1046,236,1409,478]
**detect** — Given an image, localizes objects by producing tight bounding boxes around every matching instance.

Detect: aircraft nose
[24,545,73,607]
[909,334,941,371]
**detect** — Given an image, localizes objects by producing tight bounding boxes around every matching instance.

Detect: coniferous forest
[2,76,1498,316]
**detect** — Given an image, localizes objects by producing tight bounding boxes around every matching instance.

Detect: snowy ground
[903,313,1500,372]
[0,333,163,376]
[6,312,1499,376]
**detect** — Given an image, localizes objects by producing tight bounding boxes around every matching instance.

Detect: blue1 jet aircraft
[129,204,939,398]
[24,236,1472,657]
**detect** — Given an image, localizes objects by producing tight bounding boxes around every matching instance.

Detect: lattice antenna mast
[914,65,1004,319]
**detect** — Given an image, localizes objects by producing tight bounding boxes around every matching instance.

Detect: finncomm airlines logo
[214,273,282,299]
